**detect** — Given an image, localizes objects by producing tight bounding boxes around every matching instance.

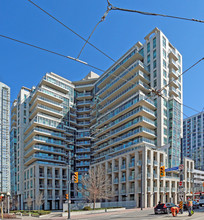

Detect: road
[35,207,204,220]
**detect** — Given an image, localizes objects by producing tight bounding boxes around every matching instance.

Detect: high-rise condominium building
[11,27,183,210]
[10,72,99,210]
[183,112,204,170]
[92,27,183,168]
[0,82,10,194]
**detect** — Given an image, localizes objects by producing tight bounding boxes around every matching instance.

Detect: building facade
[91,147,194,208]
[0,82,10,194]
[11,28,184,209]
[10,72,99,210]
[183,112,204,170]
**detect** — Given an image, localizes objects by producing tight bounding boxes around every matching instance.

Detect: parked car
[199,196,204,207]
[193,201,199,209]
[154,203,169,214]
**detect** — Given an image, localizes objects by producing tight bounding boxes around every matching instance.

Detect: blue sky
[0,0,204,117]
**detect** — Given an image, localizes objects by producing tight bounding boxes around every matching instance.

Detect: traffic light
[74,172,78,183]
[160,166,165,177]
[65,194,69,200]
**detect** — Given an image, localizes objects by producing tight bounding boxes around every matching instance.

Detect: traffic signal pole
[67,151,71,219]
[179,138,184,214]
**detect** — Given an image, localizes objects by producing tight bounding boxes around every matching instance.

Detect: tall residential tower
[183,112,204,170]
[0,82,10,194]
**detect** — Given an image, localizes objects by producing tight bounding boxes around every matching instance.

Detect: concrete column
[59,168,63,210]
[135,151,139,207]
[126,154,130,201]
[52,167,55,210]
[44,166,48,210]
[143,148,147,208]
[149,150,154,207]
[112,159,115,200]
[35,164,40,210]
[118,157,122,201]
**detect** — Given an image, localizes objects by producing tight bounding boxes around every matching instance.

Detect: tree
[26,196,32,213]
[35,193,44,210]
[3,197,8,213]
[78,166,113,209]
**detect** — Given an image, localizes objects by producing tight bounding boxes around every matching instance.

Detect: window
[24,118,26,124]
[162,36,166,48]
[24,102,26,108]
[163,49,166,58]
[147,64,150,72]
[163,79,167,85]
[153,60,157,69]
[163,99,167,107]
[178,65,181,73]
[163,59,166,68]
[153,70,157,78]
[164,137,168,144]
[164,128,167,135]
[139,48,144,57]
[164,118,167,126]
[154,79,157,87]
[163,89,167,97]
[24,110,26,116]
[178,54,181,64]
[163,70,167,78]
[153,50,156,59]
[153,38,156,48]
[147,54,150,63]
[147,42,150,53]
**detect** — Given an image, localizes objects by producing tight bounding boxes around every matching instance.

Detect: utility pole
[179,138,184,214]
[67,151,71,219]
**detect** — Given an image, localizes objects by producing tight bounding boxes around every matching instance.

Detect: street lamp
[7,192,10,214]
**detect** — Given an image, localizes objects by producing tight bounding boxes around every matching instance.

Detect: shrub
[83,206,91,211]
[31,213,40,217]
[38,210,51,215]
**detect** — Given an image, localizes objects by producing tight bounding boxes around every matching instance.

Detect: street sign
[178,193,184,202]
[165,166,179,172]
[179,181,183,186]
[179,164,184,170]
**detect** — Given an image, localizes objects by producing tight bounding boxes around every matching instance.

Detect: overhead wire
[108,0,204,23]
[0,34,104,72]
[26,0,204,109]
[76,4,111,59]
[158,57,204,93]
[27,0,115,62]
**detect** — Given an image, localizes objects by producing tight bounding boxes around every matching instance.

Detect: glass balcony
[114,179,119,184]
[121,164,126,170]
[129,162,135,168]
[121,177,126,182]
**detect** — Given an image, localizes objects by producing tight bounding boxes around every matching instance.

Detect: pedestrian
[187,198,193,216]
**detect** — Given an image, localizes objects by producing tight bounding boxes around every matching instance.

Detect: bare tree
[12,196,19,210]
[78,166,113,209]
[35,193,44,210]
[3,197,8,213]
[26,196,32,213]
